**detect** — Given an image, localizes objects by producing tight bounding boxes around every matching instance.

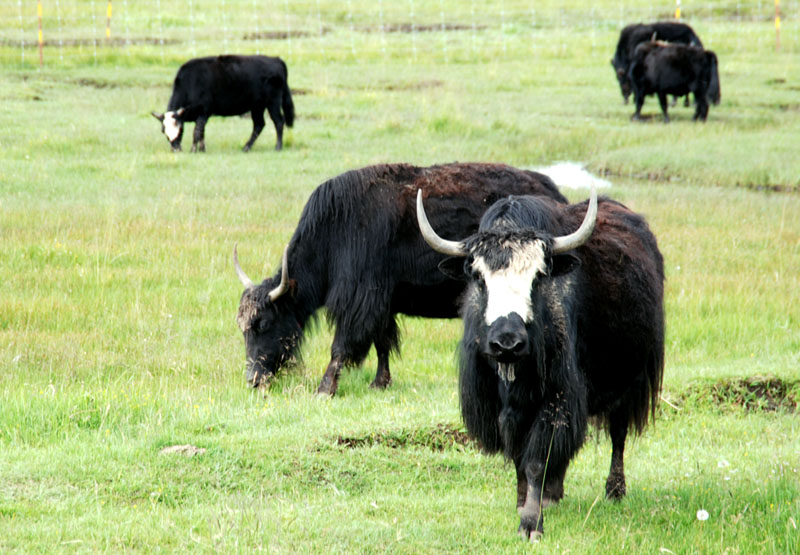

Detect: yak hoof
[605,478,627,500]
[275,143,283,151]
[518,526,543,543]
[369,377,392,390]
[242,144,252,152]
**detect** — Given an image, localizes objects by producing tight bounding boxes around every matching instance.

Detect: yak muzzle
[485,314,530,363]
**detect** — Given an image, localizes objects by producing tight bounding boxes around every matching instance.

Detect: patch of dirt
[0,37,180,48]
[335,423,474,451]
[682,377,799,412]
[243,29,329,40]
[736,182,799,193]
[384,79,443,91]
[159,444,207,457]
[360,23,485,34]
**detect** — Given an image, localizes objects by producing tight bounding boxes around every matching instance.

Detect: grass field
[1,2,799,552]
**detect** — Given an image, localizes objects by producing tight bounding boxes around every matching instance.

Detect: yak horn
[267,246,290,302]
[552,185,598,254]
[416,190,467,257]
[151,111,165,121]
[233,243,255,289]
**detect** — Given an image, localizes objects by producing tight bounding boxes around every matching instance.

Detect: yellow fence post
[775,0,781,50]
[107,1,113,40]
[37,0,43,67]
[675,0,681,20]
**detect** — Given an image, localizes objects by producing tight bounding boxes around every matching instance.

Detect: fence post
[675,0,681,20]
[775,0,781,50]
[37,0,43,67]
[106,1,112,40]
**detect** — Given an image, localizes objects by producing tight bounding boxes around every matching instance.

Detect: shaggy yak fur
[611,21,703,105]
[152,55,294,152]
[425,194,664,540]
[235,162,567,396]
[629,42,720,122]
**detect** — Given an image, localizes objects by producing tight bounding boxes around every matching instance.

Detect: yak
[629,42,720,122]
[611,21,703,105]
[152,55,294,152]
[417,186,665,541]
[233,162,568,396]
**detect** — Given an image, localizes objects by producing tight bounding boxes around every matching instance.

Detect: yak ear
[438,256,468,281]
[550,253,581,277]
[151,111,165,121]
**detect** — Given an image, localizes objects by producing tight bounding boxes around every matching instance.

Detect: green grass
[1,2,800,552]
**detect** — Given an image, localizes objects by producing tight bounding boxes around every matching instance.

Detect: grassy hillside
[1,2,798,552]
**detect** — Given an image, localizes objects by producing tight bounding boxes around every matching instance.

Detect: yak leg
[658,92,670,123]
[605,410,628,500]
[542,460,568,507]
[370,318,397,389]
[684,94,691,107]
[266,98,285,151]
[693,97,710,122]
[243,109,266,152]
[192,116,208,152]
[518,463,546,542]
[316,355,344,397]
[631,92,645,121]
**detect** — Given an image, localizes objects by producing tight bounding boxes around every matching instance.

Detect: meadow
[1,1,799,552]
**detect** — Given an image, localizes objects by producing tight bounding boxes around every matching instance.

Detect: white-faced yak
[417,186,665,541]
[152,55,294,152]
[234,162,568,396]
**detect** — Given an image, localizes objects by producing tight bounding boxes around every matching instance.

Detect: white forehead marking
[163,111,181,142]
[472,239,547,325]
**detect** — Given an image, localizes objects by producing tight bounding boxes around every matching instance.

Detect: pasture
[1,1,799,551]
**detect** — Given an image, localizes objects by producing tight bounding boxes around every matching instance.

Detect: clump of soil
[335,423,474,451]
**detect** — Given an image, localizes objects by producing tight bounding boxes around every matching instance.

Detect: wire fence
[0,1,796,69]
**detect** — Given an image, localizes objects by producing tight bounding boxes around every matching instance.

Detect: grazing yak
[417,186,664,541]
[629,42,720,122]
[152,55,294,152]
[233,162,568,396]
[611,21,703,105]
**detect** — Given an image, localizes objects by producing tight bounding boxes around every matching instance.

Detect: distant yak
[417,186,665,540]
[233,162,567,396]
[152,55,294,152]
[611,22,703,105]
[629,42,720,122]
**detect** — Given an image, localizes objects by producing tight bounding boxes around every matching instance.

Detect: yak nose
[486,315,529,361]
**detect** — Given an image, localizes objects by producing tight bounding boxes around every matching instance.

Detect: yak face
[151,109,185,151]
[612,60,632,103]
[448,231,579,365]
[237,282,301,388]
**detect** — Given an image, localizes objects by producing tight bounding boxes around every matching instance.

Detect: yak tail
[707,52,721,105]
[282,81,295,128]
[280,59,295,128]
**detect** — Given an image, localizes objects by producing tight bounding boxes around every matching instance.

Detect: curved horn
[416,190,467,257]
[267,246,290,302]
[233,243,255,289]
[552,185,598,254]
[151,111,165,121]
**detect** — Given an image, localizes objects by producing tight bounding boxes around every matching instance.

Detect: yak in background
[152,55,294,152]
[611,21,703,105]
[629,42,721,122]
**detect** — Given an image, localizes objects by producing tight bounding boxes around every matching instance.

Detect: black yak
[611,21,703,105]
[417,186,665,540]
[234,162,567,396]
[629,42,720,122]
[152,55,294,152]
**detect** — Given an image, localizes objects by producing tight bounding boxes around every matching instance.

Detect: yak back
[167,55,288,118]
[614,21,702,69]
[286,163,566,329]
